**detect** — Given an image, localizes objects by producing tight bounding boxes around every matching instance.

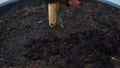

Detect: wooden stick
[48,3,57,28]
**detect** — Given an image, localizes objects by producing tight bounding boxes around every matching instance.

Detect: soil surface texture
[0,1,120,68]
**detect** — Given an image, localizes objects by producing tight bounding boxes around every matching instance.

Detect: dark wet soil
[0,1,120,68]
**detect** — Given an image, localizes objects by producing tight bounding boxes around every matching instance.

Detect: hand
[68,0,80,6]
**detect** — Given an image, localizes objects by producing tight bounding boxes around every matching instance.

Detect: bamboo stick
[48,3,57,28]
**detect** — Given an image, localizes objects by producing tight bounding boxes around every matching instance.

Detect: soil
[0,1,120,68]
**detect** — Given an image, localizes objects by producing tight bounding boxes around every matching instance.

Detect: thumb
[68,0,80,6]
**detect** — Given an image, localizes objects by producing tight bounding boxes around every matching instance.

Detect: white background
[106,0,120,5]
[0,0,8,4]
